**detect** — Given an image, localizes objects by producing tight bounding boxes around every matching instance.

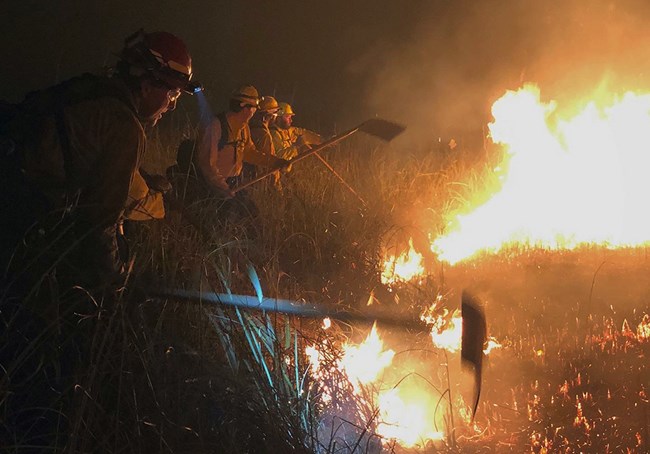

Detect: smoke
[357,0,650,151]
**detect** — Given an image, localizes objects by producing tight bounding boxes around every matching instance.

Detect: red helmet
[121,29,201,94]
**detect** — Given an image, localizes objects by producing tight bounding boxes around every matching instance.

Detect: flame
[433,84,650,264]
[339,325,450,447]
[422,309,463,352]
[338,323,395,391]
[308,300,504,447]
[381,238,425,285]
[637,314,650,340]
[308,322,452,447]
[305,342,335,404]
[420,298,502,354]
[483,337,502,354]
[375,388,445,446]
[305,345,321,374]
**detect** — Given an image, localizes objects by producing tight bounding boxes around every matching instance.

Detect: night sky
[5,0,650,150]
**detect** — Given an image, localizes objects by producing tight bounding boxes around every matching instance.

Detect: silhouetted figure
[0,29,199,450]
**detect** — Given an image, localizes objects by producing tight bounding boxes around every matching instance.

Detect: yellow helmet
[259,95,280,113]
[231,85,260,106]
[278,102,295,116]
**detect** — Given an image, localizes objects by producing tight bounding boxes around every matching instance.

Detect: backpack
[175,112,243,176]
[1,73,137,191]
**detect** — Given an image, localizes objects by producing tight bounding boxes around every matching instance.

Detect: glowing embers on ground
[433,84,650,264]
[306,305,650,450]
[636,313,650,340]
[591,314,650,348]
[527,313,650,452]
[381,238,425,286]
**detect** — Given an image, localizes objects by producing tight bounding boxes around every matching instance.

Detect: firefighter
[0,29,199,295]
[270,101,323,160]
[250,95,280,157]
[0,29,199,449]
[196,85,288,198]
[247,95,281,183]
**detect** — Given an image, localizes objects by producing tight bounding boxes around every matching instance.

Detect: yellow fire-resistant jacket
[250,117,276,157]
[270,125,322,160]
[124,168,165,221]
[197,112,279,191]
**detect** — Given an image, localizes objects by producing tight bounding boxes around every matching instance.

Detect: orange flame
[381,238,425,285]
[433,84,650,264]
[308,322,453,447]
[375,388,445,446]
[339,323,395,391]
[637,314,650,340]
[305,344,333,404]
[422,308,463,352]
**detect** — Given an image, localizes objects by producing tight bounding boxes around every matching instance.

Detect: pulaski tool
[233,118,406,193]
[151,287,488,417]
[151,288,487,340]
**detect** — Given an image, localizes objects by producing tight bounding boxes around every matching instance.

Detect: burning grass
[300,247,650,453]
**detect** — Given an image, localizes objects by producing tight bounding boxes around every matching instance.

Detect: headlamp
[186,81,204,95]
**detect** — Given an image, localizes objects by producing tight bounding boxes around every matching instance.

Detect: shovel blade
[358,118,406,142]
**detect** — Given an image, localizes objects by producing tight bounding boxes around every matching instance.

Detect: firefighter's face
[264,111,278,124]
[240,103,257,122]
[140,80,180,126]
[277,114,293,129]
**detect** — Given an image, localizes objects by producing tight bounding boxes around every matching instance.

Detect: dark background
[4,0,650,151]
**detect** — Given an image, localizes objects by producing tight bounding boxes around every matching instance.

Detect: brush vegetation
[3,116,649,453]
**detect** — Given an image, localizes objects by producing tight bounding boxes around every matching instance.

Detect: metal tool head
[358,118,406,142]
[461,290,487,419]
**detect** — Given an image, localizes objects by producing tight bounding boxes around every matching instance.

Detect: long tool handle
[233,124,362,193]
[150,289,428,332]
[313,152,367,206]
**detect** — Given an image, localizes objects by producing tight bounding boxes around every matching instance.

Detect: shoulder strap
[215,112,248,165]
